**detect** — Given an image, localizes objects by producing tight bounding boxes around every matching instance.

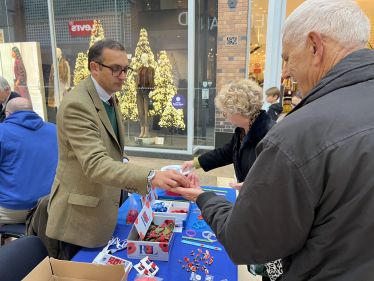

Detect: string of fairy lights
[73,25,184,131]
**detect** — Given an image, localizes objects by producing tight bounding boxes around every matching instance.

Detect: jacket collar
[242,110,272,143]
[289,48,374,116]
[83,76,124,152]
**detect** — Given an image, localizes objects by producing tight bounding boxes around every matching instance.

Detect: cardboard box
[153,200,191,229]
[127,215,176,261]
[23,257,129,281]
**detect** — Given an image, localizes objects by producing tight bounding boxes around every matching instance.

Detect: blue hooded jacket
[0,110,58,210]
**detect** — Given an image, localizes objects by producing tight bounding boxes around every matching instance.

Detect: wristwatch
[147,169,156,193]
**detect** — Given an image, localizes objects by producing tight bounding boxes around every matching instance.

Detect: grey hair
[0,76,11,92]
[282,0,370,49]
[215,79,264,118]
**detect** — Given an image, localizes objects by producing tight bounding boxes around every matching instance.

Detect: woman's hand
[181,160,194,173]
[171,173,203,203]
[229,182,243,190]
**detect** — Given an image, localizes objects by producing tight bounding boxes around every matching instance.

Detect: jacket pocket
[67,193,99,208]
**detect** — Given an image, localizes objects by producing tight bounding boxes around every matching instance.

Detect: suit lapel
[84,77,121,151]
[114,94,125,152]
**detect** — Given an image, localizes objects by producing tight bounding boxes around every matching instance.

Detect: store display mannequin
[135,53,155,138]
[48,48,71,107]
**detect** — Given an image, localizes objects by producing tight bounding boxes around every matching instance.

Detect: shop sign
[172,94,185,109]
[254,63,261,68]
[254,68,261,74]
[68,20,95,37]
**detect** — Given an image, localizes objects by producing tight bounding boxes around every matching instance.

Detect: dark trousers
[60,241,82,261]
[137,88,150,127]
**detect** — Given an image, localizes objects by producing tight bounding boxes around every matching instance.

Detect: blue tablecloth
[72,187,237,281]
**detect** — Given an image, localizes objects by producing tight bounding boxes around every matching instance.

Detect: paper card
[134,262,146,275]
[134,200,154,240]
[92,252,132,273]
[141,186,158,208]
[140,256,159,276]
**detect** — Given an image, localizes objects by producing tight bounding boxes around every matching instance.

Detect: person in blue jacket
[0,97,58,227]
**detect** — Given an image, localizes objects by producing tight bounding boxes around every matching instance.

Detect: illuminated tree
[170,52,181,89]
[152,51,185,143]
[117,72,139,121]
[73,20,105,86]
[130,28,157,71]
[120,28,157,122]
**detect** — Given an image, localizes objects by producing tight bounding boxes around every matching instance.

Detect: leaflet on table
[140,185,158,208]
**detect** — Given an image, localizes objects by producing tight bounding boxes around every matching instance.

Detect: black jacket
[0,91,21,123]
[197,48,374,280]
[267,103,283,121]
[198,110,275,182]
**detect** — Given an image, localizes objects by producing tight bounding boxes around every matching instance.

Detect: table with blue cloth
[72,187,237,281]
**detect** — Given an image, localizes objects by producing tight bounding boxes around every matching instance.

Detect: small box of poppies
[127,210,176,261]
[152,200,191,229]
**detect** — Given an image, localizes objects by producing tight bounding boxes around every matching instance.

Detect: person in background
[265,87,283,121]
[0,98,58,227]
[182,79,275,191]
[173,0,374,280]
[291,89,302,108]
[277,90,303,122]
[0,76,21,123]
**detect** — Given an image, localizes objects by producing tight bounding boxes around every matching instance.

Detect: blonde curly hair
[215,79,264,118]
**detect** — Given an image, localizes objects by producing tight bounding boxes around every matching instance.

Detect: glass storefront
[0,0,214,154]
[1,0,373,154]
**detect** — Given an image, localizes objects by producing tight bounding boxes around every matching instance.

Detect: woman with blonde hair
[182,79,275,190]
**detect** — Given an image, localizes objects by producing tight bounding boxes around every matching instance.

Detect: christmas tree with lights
[170,53,181,89]
[130,28,157,70]
[117,72,139,122]
[73,20,105,86]
[153,51,185,142]
[120,28,157,121]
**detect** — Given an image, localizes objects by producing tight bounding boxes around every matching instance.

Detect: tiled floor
[130,156,261,281]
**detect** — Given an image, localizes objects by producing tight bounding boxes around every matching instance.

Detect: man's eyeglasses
[96,62,133,77]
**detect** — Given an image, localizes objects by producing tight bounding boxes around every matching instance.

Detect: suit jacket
[135,66,155,89]
[46,76,151,248]
[0,91,21,123]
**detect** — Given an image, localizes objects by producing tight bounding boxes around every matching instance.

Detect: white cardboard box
[127,215,176,261]
[153,200,191,228]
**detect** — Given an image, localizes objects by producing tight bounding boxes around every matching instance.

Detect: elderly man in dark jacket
[173,0,374,280]
[0,76,21,123]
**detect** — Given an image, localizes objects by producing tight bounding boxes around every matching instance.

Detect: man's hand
[229,182,243,190]
[151,169,190,191]
[171,173,204,203]
[181,160,194,173]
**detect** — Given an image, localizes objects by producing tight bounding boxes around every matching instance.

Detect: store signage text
[68,20,95,37]
[178,12,218,30]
